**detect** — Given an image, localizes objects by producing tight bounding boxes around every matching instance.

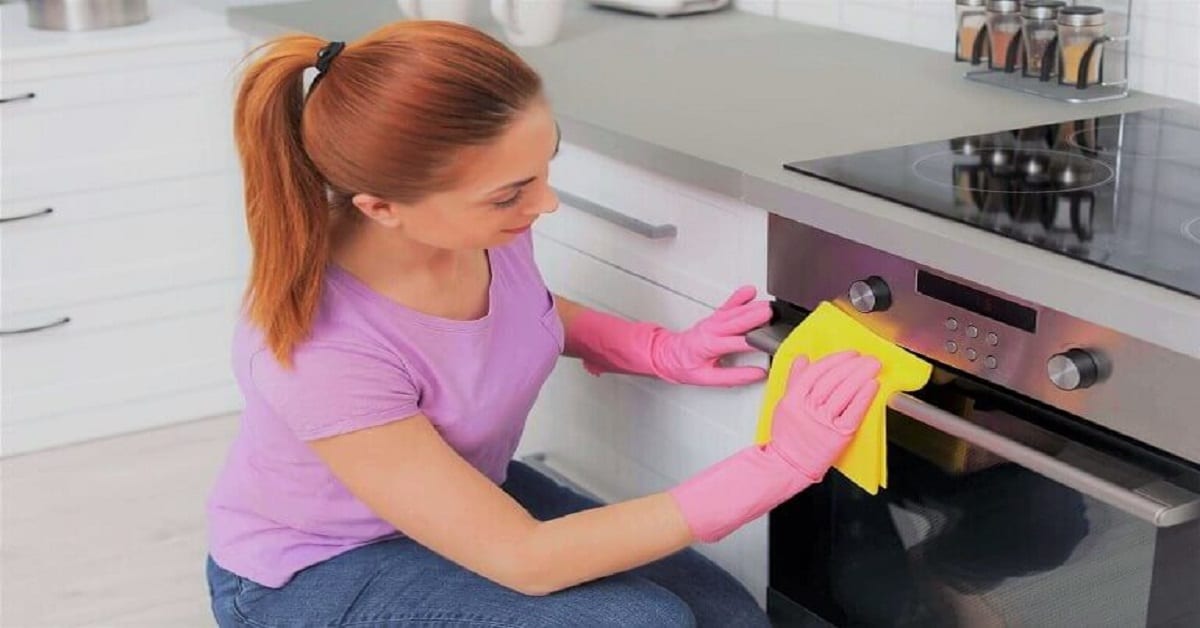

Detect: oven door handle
[748,324,1200,528]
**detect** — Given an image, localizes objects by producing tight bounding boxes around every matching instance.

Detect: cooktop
[784,107,1200,299]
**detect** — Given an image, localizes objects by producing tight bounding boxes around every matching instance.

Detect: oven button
[945,340,958,354]
[945,318,959,331]
[984,355,998,369]
[966,325,979,339]
[848,276,892,313]
[1047,349,1100,391]
[965,348,978,362]
[986,332,999,346]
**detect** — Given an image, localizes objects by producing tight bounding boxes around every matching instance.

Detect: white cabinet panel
[2,44,244,201]
[1,280,243,455]
[1,9,250,454]
[521,232,769,603]
[2,173,244,314]
[544,142,767,308]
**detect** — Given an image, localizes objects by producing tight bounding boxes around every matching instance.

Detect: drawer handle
[554,188,677,240]
[0,316,72,336]
[0,207,54,224]
[0,92,36,105]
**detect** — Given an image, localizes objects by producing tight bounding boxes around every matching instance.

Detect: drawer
[1,279,242,428]
[539,142,766,308]
[531,232,768,452]
[1,173,247,314]
[1,50,243,201]
[0,39,244,110]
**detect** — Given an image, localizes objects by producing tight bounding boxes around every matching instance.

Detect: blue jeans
[207,460,770,627]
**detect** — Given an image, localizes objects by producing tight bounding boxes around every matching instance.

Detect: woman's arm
[309,351,879,597]
[551,293,587,359]
[309,414,691,596]
[551,288,771,387]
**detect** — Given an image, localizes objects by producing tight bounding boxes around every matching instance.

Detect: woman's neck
[333,217,457,276]
[330,217,490,320]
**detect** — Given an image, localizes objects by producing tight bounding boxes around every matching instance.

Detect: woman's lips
[502,224,533,234]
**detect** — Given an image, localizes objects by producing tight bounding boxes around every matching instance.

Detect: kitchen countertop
[2,0,237,62]
[224,0,1200,358]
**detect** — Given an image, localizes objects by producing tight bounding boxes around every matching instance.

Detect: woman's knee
[533,575,695,628]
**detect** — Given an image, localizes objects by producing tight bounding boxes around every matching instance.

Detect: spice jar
[1058,6,1106,88]
[956,0,988,63]
[986,0,1023,72]
[1022,0,1065,79]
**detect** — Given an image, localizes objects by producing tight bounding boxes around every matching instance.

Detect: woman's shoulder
[233,286,406,378]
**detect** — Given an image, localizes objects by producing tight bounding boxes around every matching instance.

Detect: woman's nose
[530,186,559,216]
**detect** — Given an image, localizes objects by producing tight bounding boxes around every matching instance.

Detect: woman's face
[354,101,562,250]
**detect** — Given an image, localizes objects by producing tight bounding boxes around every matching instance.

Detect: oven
[752,216,1200,628]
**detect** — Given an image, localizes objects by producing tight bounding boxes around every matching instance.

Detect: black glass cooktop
[785,107,1200,298]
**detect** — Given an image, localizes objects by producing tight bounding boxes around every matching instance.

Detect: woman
[206,20,881,628]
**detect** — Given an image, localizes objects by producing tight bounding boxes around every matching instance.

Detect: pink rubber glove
[667,351,882,543]
[564,286,772,387]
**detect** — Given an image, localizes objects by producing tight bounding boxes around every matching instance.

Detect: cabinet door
[520,231,769,604]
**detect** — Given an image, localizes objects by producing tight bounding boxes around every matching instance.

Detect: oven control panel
[841,273,1102,391]
[765,213,1200,464]
[940,316,1000,369]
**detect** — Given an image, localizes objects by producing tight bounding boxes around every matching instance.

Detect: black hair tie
[314,41,345,76]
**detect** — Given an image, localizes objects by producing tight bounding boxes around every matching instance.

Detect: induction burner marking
[1068,122,1200,162]
[1184,216,1200,246]
[911,149,1114,194]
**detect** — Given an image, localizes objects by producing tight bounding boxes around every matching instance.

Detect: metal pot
[26,0,150,31]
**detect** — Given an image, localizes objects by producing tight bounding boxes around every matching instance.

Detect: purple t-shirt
[206,232,563,588]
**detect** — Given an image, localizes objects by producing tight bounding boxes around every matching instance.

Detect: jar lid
[1022,0,1065,20]
[987,0,1020,13]
[957,0,986,6]
[1058,6,1105,27]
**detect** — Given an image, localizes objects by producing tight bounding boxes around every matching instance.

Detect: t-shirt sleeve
[250,342,421,441]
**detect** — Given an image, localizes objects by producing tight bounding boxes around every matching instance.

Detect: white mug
[489,0,565,47]
[397,0,473,23]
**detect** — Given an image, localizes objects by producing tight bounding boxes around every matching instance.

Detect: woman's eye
[493,190,523,209]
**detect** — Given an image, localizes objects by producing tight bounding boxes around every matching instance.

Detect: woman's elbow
[489,549,569,597]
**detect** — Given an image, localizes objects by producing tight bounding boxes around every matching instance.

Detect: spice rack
[962,0,1133,104]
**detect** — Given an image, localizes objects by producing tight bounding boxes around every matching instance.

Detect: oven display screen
[916,270,1037,333]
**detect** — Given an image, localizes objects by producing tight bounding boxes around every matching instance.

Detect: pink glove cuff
[564,308,675,381]
[667,445,817,544]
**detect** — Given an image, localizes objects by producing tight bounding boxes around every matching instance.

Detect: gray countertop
[226,1,1200,358]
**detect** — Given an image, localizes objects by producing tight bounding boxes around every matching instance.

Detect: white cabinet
[522,143,771,602]
[0,1,251,455]
[543,142,767,309]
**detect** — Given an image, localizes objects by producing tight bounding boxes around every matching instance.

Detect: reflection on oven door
[766,383,1199,628]
[830,446,1151,627]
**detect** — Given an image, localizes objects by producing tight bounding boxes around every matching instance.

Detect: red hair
[232,22,542,365]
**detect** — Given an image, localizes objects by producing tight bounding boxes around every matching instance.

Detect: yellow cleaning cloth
[754,302,932,494]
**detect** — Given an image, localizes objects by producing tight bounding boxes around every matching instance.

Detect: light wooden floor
[1,414,240,627]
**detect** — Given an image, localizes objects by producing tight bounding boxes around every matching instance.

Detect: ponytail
[234,34,332,367]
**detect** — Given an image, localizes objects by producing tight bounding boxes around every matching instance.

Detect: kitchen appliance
[755,107,1200,627]
[585,0,729,18]
[26,0,149,31]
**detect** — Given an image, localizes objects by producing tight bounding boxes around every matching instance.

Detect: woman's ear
[351,193,406,228]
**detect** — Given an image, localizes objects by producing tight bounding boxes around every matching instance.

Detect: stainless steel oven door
[750,320,1200,628]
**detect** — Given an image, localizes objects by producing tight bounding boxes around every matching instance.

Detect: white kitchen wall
[737,0,1200,104]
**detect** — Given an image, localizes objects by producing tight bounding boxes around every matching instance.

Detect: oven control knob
[848,276,892,313]
[1047,349,1099,391]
